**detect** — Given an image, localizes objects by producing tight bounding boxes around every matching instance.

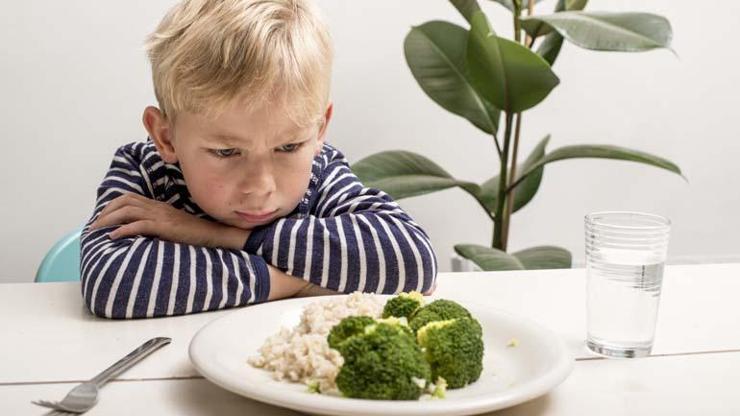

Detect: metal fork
[32,337,171,414]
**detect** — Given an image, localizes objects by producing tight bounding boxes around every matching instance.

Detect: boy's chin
[211,216,256,231]
[226,219,258,231]
[234,224,257,231]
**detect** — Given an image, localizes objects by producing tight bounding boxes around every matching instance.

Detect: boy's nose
[238,159,277,196]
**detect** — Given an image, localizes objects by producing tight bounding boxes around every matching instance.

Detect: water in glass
[587,247,664,357]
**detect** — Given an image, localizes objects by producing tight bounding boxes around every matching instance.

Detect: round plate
[189,295,573,416]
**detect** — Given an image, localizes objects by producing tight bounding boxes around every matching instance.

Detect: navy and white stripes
[81,139,437,319]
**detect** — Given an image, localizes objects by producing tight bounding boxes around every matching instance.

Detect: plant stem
[525,0,535,46]
[502,112,523,249]
[506,172,528,194]
[493,131,502,159]
[493,112,514,250]
[496,1,527,250]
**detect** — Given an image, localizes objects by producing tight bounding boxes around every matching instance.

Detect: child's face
[147,100,332,230]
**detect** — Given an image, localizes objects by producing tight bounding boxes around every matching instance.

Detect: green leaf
[405,21,500,135]
[476,134,550,213]
[565,0,588,11]
[513,245,572,269]
[351,150,480,200]
[476,175,499,214]
[522,18,555,38]
[450,0,481,23]
[455,244,524,271]
[535,0,588,66]
[521,12,672,52]
[510,134,550,212]
[488,0,546,12]
[467,11,560,113]
[514,144,685,188]
[536,32,564,65]
[456,244,572,271]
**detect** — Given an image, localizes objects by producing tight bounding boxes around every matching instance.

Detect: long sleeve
[80,143,271,319]
[245,146,437,294]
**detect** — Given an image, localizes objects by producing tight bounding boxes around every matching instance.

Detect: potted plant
[352,0,684,271]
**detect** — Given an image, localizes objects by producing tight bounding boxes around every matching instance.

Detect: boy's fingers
[97,193,148,220]
[95,206,149,229]
[94,197,129,225]
[93,195,151,228]
[109,220,155,240]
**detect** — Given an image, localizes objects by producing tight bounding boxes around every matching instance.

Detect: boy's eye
[277,143,303,153]
[211,148,239,158]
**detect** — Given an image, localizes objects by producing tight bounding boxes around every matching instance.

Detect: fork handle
[90,337,172,387]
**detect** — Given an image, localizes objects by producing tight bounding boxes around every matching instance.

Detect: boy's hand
[266,265,337,300]
[90,193,250,250]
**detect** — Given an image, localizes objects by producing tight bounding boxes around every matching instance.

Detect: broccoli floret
[375,316,414,338]
[382,291,424,319]
[336,323,432,400]
[327,316,376,350]
[417,317,483,389]
[408,299,472,333]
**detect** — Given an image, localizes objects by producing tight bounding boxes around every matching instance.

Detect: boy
[81,0,437,319]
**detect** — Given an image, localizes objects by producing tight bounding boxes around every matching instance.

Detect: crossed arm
[81,147,436,319]
[88,192,314,300]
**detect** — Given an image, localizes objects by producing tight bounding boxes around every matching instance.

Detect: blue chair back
[35,229,82,282]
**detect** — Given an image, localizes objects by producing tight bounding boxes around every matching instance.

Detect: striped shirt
[81,139,437,319]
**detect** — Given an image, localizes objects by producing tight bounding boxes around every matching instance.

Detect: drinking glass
[585,211,671,358]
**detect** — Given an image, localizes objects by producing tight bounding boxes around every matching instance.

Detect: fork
[32,337,171,414]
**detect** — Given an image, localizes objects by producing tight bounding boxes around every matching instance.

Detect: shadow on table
[177,379,302,416]
[179,378,552,416]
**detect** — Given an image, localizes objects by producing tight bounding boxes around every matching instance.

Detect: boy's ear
[143,106,178,164]
[315,103,333,156]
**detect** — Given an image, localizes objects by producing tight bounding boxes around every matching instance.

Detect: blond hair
[145,0,333,126]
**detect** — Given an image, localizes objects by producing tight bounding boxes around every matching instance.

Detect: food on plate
[247,292,384,394]
[327,315,376,349]
[408,299,472,333]
[334,321,431,400]
[381,290,424,319]
[248,292,484,400]
[417,317,484,388]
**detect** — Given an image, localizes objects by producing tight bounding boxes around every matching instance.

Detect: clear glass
[585,211,671,358]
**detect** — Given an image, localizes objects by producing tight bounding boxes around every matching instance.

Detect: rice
[248,292,384,394]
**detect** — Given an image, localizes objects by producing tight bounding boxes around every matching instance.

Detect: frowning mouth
[235,209,279,223]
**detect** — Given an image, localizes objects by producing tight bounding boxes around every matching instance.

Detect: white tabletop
[2,262,739,415]
[5,351,740,415]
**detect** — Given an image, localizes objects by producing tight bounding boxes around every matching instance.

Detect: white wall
[1,0,738,283]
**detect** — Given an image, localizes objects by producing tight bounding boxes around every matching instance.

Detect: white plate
[189,295,574,416]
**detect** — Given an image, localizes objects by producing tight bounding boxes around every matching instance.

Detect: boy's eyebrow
[207,126,310,145]
[204,134,245,147]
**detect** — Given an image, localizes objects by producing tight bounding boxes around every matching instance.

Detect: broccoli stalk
[428,377,448,399]
[306,380,321,394]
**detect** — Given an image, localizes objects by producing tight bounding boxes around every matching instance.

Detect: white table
[2,263,739,415]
